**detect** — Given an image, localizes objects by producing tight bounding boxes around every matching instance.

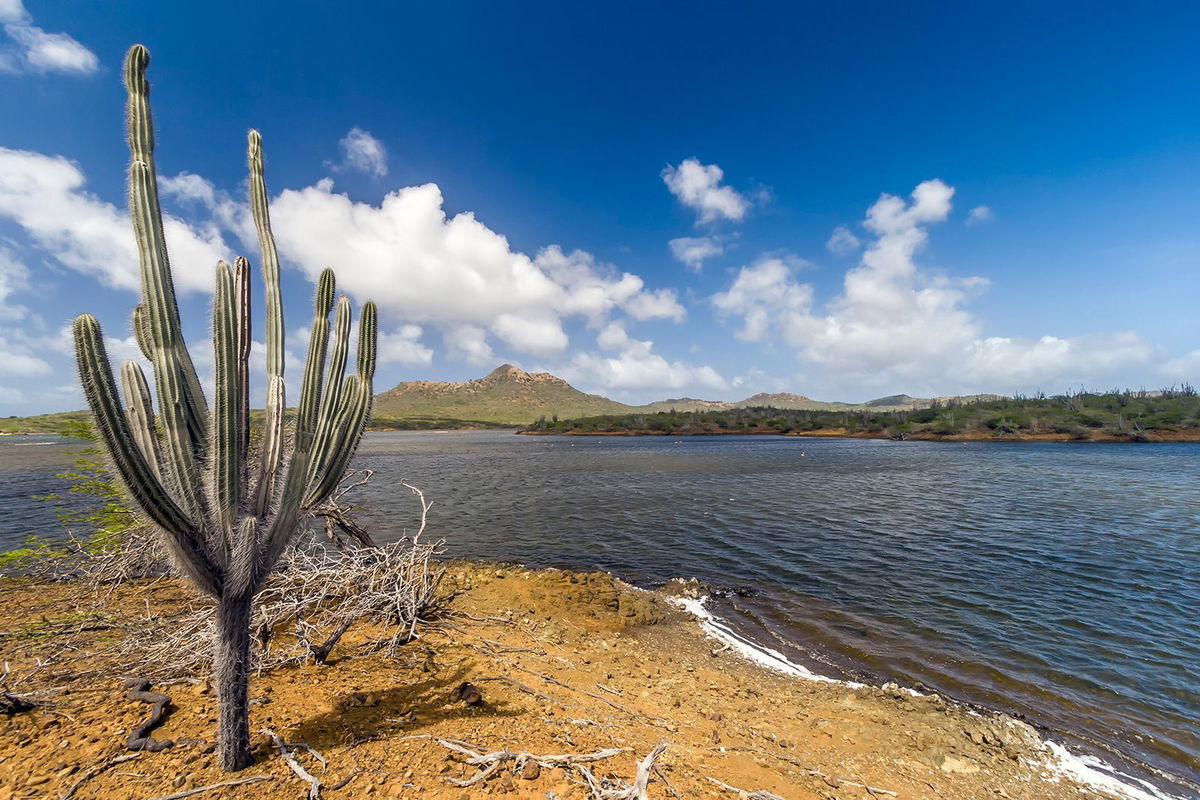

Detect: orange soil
[0,565,1117,799]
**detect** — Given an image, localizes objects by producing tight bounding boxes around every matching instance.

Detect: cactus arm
[296,269,336,447]
[132,303,153,362]
[123,46,208,454]
[304,295,351,490]
[248,130,286,515]
[305,373,372,507]
[253,375,286,515]
[227,517,259,599]
[232,258,251,475]
[211,261,241,544]
[119,360,163,482]
[74,314,220,596]
[357,301,378,381]
[256,447,312,582]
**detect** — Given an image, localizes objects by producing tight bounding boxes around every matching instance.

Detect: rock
[941,755,980,774]
[451,681,483,705]
[521,761,541,780]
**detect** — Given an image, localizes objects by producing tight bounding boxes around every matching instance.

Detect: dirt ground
[0,563,1116,799]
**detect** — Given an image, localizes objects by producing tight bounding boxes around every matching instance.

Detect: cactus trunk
[72,45,381,771]
[214,591,254,771]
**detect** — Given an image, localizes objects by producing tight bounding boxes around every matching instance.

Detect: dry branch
[264,727,324,799]
[145,775,269,800]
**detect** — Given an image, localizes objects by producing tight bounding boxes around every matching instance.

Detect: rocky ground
[0,563,1116,799]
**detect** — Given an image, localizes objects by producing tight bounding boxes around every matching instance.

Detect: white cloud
[624,288,685,322]
[662,158,749,224]
[825,225,861,256]
[0,1,97,75]
[444,325,494,366]
[262,181,683,359]
[0,333,50,376]
[713,179,1153,395]
[0,244,30,320]
[336,128,388,177]
[966,205,994,226]
[0,148,230,293]
[712,256,813,342]
[378,324,433,365]
[669,236,723,271]
[560,321,727,394]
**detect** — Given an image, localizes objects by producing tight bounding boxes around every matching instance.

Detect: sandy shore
[0,563,1149,799]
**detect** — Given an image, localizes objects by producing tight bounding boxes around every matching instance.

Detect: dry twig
[60,752,142,800]
[144,775,269,800]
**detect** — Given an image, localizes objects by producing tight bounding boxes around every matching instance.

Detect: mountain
[373,364,632,424]
[372,365,1000,426]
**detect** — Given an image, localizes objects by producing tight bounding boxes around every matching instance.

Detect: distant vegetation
[0,411,507,437]
[0,411,92,436]
[522,387,1200,442]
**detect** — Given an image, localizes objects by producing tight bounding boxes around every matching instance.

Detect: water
[3,431,1197,795]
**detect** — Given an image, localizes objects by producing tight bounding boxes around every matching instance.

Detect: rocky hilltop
[373,364,631,424]
[369,364,992,426]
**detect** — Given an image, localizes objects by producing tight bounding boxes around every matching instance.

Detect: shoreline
[517,427,1200,442]
[0,561,1182,799]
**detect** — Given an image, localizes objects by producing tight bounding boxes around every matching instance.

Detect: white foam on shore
[669,592,1187,800]
[1039,741,1186,800]
[668,594,860,686]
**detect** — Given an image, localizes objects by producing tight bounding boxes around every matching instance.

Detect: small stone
[26,776,50,787]
[711,729,721,744]
[941,755,980,774]
[521,761,541,780]
[822,775,841,788]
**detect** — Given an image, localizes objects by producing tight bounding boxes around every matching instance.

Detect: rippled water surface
[4,431,1198,794]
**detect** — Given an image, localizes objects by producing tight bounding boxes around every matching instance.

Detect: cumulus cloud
[0,148,230,293]
[0,1,97,75]
[966,205,994,226]
[560,321,727,394]
[0,244,30,320]
[336,128,388,177]
[0,332,50,376]
[669,236,723,271]
[262,182,683,358]
[825,225,861,255]
[377,324,433,365]
[662,158,749,224]
[713,179,1153,395]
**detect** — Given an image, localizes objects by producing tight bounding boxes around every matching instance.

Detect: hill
[372,364,632,424]
[1,366,1011,432]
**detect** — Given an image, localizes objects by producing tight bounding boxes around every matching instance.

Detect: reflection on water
[3,430,1198,794]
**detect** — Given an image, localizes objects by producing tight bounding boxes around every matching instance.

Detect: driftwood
[123,677,173,751]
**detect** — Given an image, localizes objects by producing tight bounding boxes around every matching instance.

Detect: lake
[3,430,1197,796]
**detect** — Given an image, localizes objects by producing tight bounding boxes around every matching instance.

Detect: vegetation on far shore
[521,387,1200,441]
[0,411,512,437]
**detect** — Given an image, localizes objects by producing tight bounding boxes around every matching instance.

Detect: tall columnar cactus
[72,44,378,771]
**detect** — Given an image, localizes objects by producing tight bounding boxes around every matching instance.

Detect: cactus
[72,45,378,771]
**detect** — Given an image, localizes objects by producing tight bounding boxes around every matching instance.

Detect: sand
[0,563,1127,799]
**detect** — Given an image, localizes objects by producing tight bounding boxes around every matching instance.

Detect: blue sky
[2,1,1198,414]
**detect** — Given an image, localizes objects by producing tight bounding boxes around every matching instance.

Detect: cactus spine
[71,45,378,771]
